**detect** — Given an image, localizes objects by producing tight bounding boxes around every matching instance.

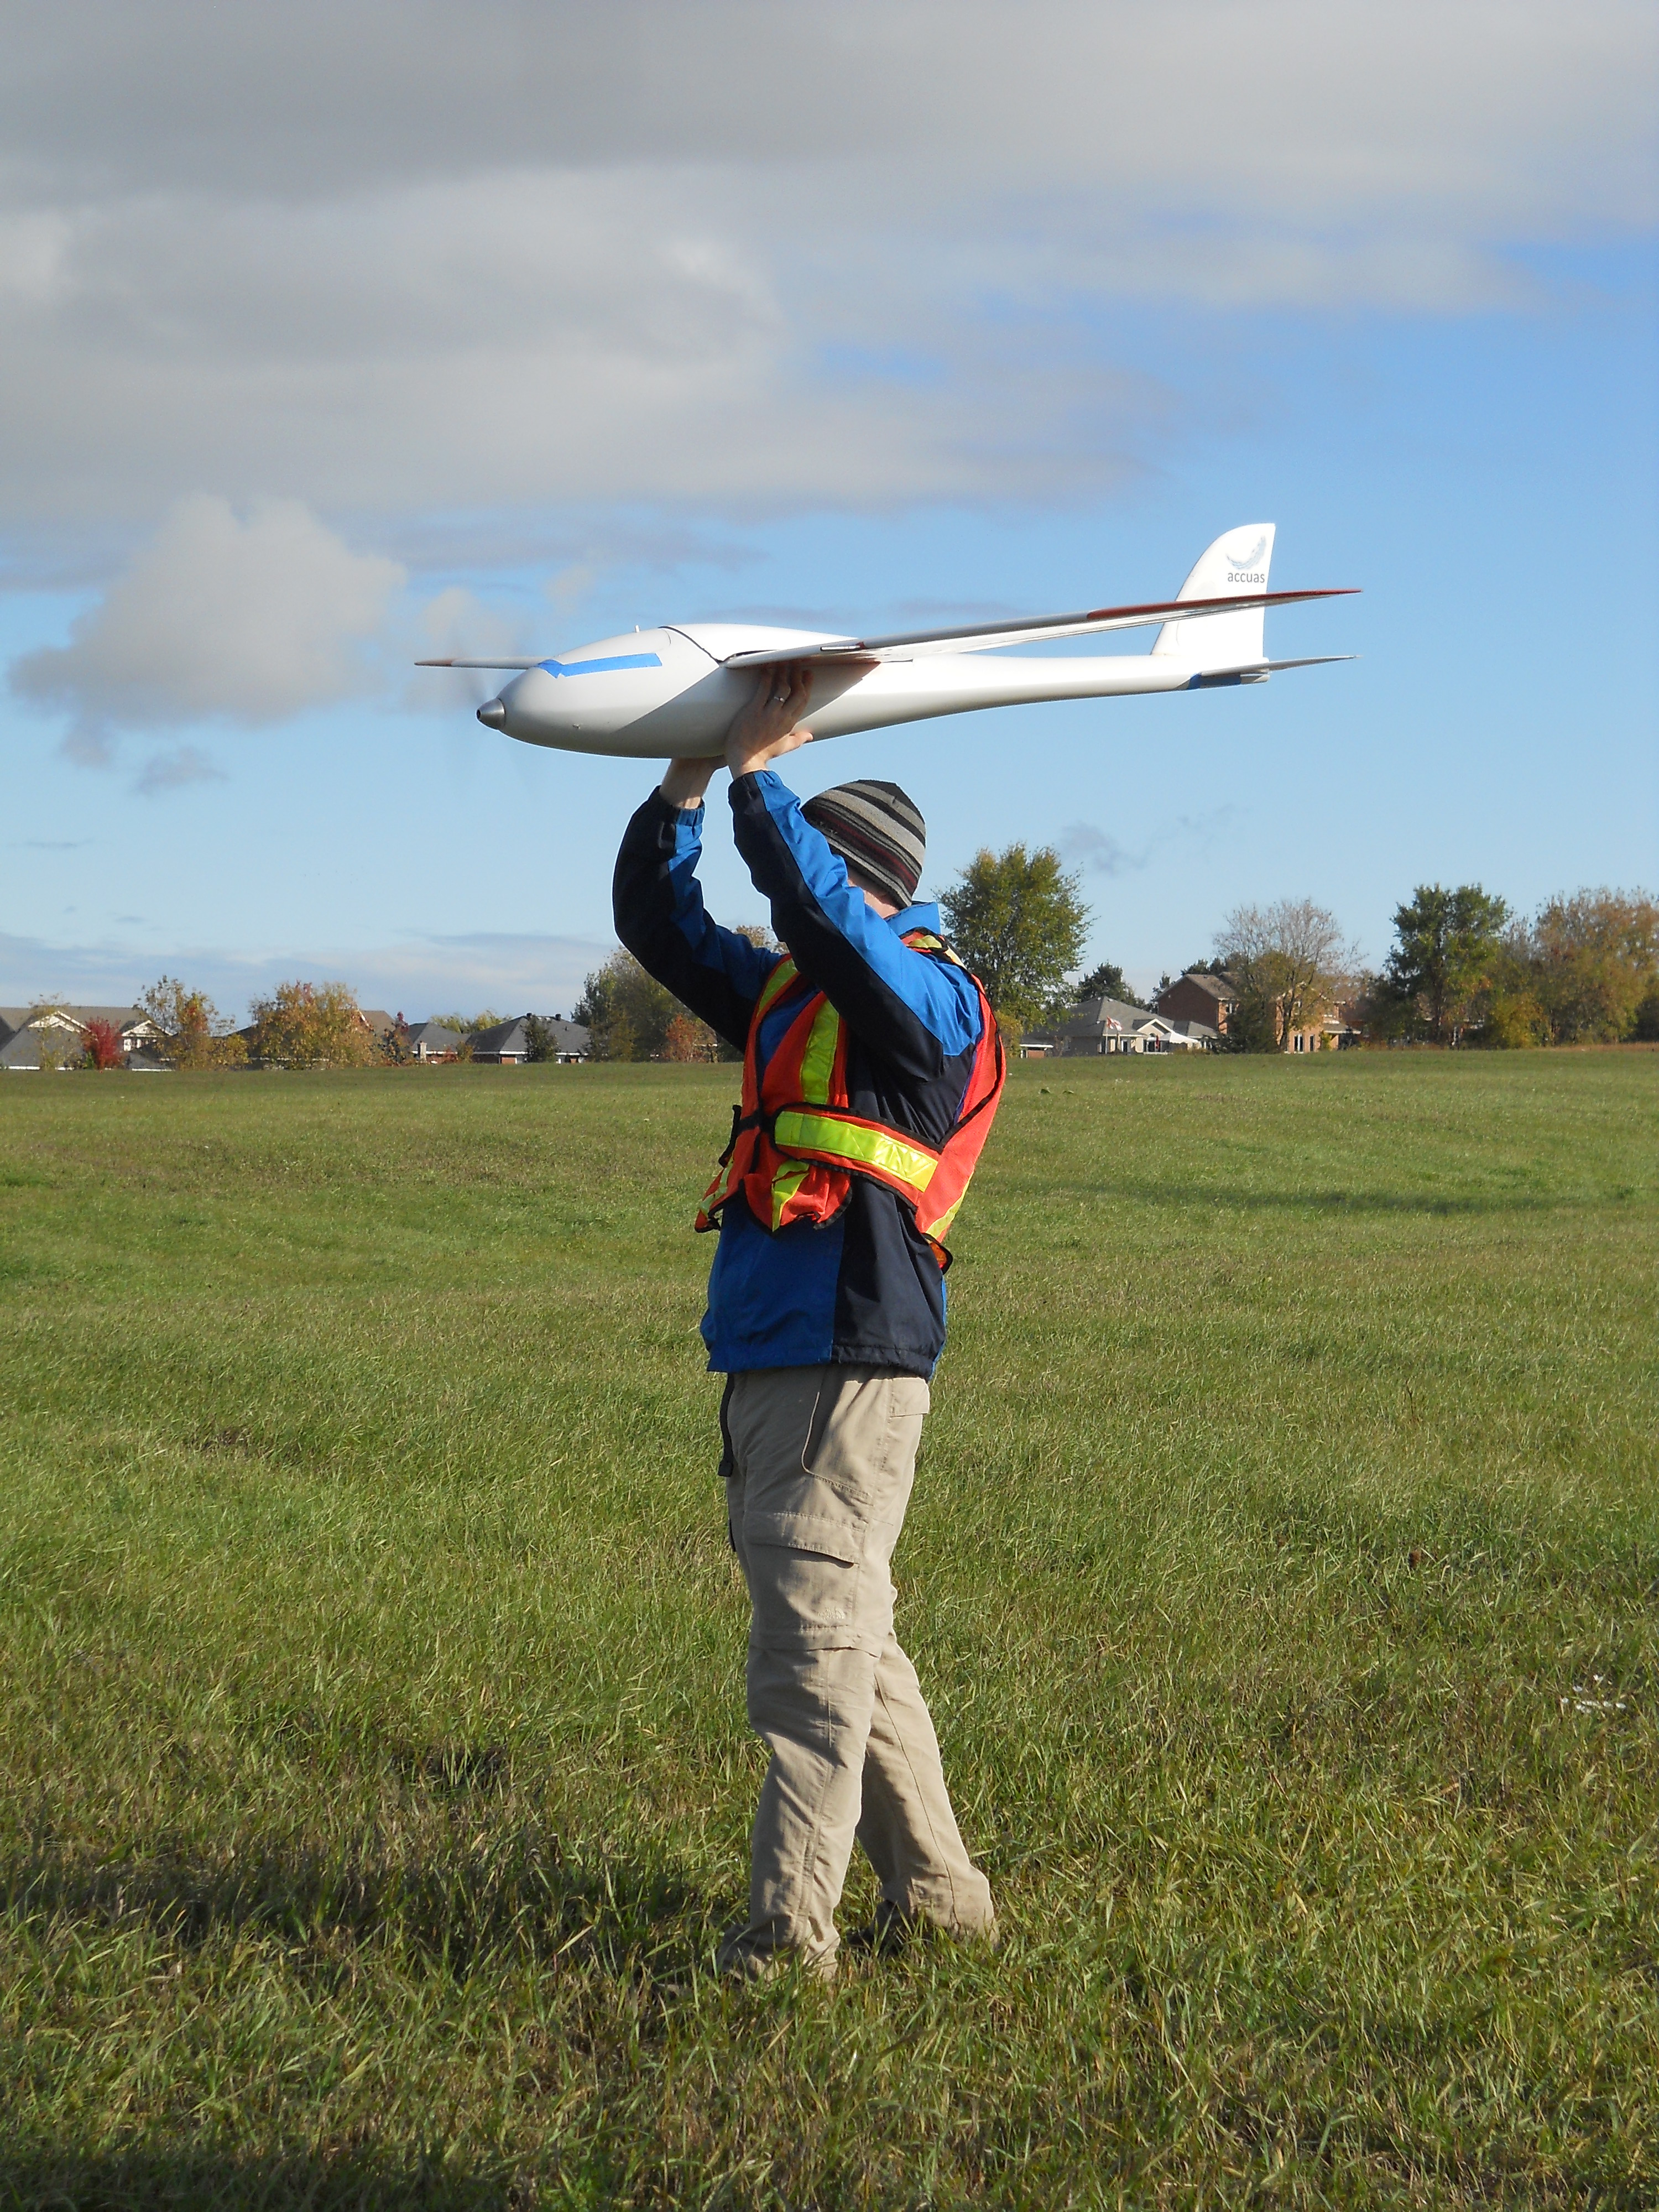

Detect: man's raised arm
[612,758,779,1051]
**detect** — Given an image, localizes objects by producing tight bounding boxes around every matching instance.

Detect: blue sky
[2,3,1653,1018]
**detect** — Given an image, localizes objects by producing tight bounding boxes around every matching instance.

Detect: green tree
[142,976,248,1069]
[1073,961,1140,1007]
[1527,887,1658,1044]
[574,950,682,1061]
[1473,933,1550,1048]
[248,980,378,1069]
[939,844,1089,1026]
[1380,885,1510,1043]
[1215,899,1354,1052]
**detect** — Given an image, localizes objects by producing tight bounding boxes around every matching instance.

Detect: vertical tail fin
[1152,523,1276,667]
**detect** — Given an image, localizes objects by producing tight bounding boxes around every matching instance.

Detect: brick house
[1155,970,1240,1036]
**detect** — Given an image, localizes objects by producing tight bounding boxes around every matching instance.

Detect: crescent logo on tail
[1227,535,1269,571]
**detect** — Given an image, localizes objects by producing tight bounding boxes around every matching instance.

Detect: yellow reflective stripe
[770,1159,811,1229]
[919,1194,962,1239]
[797,998,841,1105]
[755,958,798,1020]
[774,1109,939,1194]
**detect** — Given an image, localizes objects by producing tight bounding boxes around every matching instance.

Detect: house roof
[0,1029,54,1067]
[538,1019,591,1051]
[469,1018,529,1055]
[469,1016,593,1056]
[1165,971,1238,1004]
[358,1009,397,1037]
[405,1021,466,1050]
[1061,995,1166,1036]
[0,1004,154,1039]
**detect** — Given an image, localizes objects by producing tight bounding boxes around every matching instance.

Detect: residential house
[1155,969,1240,1037]
[0,1004,167,1071]
[468,1016,592,1065]
[1287,1003,1365,1052]
[403,1020,467,1062]
[1056,996,1217,1055]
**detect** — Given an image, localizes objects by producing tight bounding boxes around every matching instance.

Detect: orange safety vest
[696,930,1006,1265]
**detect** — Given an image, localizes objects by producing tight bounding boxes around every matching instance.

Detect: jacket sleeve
[728,770,981,1083]
[612,788,780,1051]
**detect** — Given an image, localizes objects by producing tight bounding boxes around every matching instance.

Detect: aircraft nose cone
[476,699,507,728]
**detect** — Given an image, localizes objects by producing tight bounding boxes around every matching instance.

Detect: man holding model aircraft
[614,663,1007,1981]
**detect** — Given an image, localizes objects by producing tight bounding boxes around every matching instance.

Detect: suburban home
[403,1020,467,1062]
[0,1004,167,1071]
[1155,969,1240,1036]
[467,1016,592,1065]
[1056,995,1218,1055]
[1288,1003,1365,1052]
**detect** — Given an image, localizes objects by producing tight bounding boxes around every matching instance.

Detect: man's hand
[659,662,813,806]
[724,663,815,782]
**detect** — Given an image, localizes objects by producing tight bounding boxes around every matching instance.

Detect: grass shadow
[0,2145,531,2211]
[2,1823,710,1983]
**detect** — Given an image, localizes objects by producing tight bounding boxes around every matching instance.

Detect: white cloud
[0,1,1647,550]
[0,922,612,1025]
[9,495,404,742]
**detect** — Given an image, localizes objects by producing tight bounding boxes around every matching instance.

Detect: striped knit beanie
[801,780,926,910]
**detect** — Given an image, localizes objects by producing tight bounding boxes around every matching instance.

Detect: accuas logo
[1227,534,1269,572]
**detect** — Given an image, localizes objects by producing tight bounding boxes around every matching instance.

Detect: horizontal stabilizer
[1186,654,1357,688]
[718,586,1355,669]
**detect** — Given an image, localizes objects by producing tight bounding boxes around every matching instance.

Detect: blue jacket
[613,770,986,1377]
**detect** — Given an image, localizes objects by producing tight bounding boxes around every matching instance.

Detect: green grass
[1,1051,1655,2209]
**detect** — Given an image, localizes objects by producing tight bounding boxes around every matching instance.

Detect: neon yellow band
[774,1110,939,1194]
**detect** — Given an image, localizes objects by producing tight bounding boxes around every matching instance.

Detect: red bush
[82,1019,124,1071]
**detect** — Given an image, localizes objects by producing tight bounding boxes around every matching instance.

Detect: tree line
[916,852,1659,1052]
[549,857,1659,1061]
[51,858,1655,1073]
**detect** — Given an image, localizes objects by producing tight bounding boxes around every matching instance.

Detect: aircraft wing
[717,587,1357,666]
[414,658,544,669]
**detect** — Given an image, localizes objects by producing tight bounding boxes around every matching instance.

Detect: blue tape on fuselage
[539,653,662,676]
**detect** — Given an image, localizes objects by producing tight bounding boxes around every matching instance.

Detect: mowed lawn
[1,1052,1655,2210]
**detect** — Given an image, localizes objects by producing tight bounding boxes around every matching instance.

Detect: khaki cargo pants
[717,1363,995,1977]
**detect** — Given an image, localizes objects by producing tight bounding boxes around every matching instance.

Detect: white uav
[420,525,1355,759]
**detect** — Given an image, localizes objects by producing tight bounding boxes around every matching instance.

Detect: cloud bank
[0,1,1649,550]
[10,496,404,761]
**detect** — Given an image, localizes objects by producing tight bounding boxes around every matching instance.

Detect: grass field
[1,1051,1655,2209]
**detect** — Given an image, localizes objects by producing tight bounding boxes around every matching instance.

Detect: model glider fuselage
[419,524,1356,760]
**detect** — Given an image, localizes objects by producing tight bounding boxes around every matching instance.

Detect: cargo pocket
[743,1509,872,1651]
